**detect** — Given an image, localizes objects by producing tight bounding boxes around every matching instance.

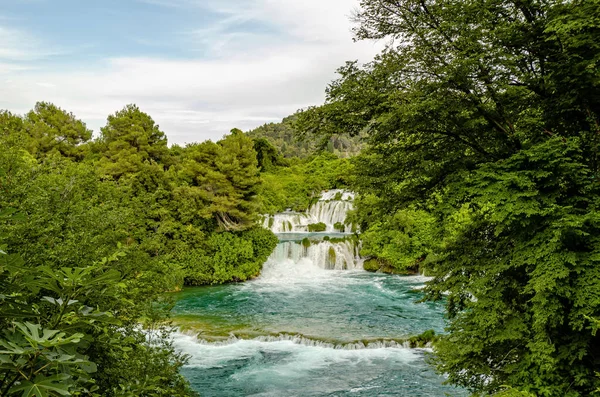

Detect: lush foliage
[179,227,278,285]
[298,0,600,395]
[307,223,327,232]
[0,208,196,396]
[347,194,438,273]
[258,153,353,213]
[0,103,279,395]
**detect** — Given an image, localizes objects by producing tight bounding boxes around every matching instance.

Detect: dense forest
[2,0,600,395]
[296,0,600,395]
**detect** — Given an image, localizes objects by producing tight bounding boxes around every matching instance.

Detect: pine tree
[97,104,168,179]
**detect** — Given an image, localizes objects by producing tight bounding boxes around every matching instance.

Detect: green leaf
[9,374,72,397]
[12,322,84,348]
[41,297,58,305]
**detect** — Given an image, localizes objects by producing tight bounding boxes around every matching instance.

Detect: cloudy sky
[0,0,380,144]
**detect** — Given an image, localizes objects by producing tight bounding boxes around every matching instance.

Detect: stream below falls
[172,191,467,396]
[172,241,467,396]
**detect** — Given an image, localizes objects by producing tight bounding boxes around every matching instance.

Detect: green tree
[298,0,600,394]
[19,102,92,160]
[97,105,169,179]
[173,129,261,231]
[215,129,262,228]
[0,111,26,149]
[253,137,286,172]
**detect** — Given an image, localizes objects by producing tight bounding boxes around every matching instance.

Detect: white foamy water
[262,190,355,233]
[251,239,364,289]
[270,240,362,270]
[173,332,420,371]
[170,331,461,397]
[176,333,423,350]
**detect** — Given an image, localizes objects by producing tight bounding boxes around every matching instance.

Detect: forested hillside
[247,114,363,158]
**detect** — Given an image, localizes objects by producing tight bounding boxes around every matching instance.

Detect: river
[171,191,467,396]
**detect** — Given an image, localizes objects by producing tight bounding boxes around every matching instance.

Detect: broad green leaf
[9,374,72,397]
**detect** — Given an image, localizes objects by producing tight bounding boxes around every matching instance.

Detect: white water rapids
[267,239,363,271]
[262,189,355,233]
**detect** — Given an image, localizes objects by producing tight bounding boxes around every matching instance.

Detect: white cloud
[0,26,62,62]
[0,1,380,145]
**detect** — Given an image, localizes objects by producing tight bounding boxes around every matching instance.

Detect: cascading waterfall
[259,189,363,281]
[263,212,307,233]
[263,189,355,233]
[307,201,353,232]
[256,238,364,284]
[268,239,363,271]
[171,187,468,396]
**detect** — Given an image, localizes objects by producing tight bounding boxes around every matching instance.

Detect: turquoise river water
[171,233,468,396]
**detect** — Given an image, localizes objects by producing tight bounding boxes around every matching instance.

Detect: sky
[0,0,380,144]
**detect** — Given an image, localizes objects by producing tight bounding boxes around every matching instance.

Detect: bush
[308,222,327,232]
[333,222,346,232]
[182,227,278,286]
[363,258,381,272]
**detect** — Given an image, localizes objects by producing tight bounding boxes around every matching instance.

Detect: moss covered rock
[408,329,437,348]
[363,258,381,272]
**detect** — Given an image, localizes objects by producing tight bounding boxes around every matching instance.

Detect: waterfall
[263,189,355,233]
[258,189,364,280]
[306,201,353,232]
[257,238,364,283]
[269,239,363,270]
[262,212,309,233]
